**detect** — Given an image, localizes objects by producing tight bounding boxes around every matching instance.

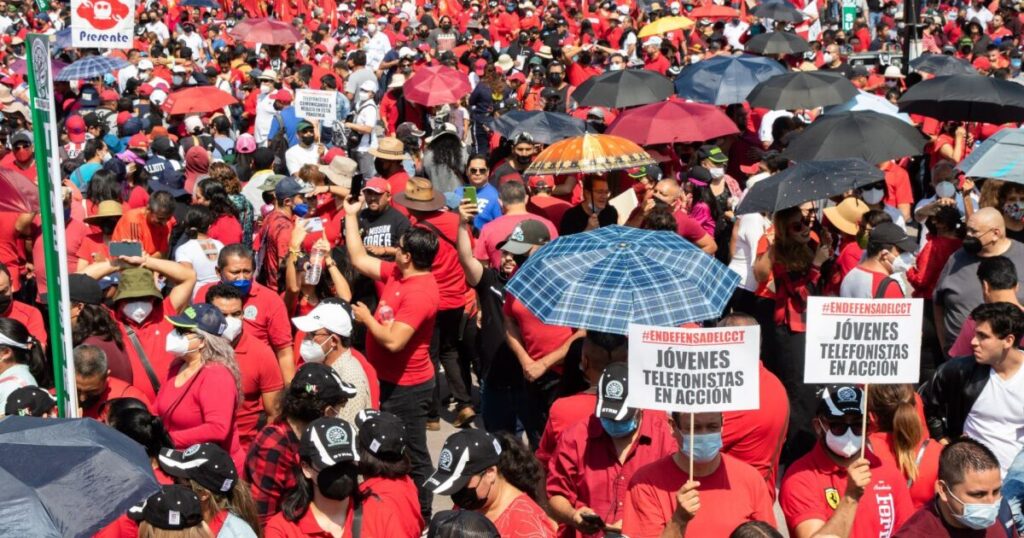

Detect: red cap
[321,146,347,165]
[100,89,119,102]
[65,115,86,143]
[973,56,991,71]
[116,111,132,126]
[128,133,149,150]
[270,89,293,103]
[138,83,154,97]
[363,177,390,193]
[528,175,554,189]
[508,72,526,83]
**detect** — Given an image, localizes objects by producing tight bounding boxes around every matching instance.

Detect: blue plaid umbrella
[56,56,130,81]
[674,55,786,105]
[505,225,739,335]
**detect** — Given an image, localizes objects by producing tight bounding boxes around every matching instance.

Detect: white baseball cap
[292,303,353,337]
[138,59,154,70]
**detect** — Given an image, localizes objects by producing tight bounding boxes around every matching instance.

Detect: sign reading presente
[804,297,923,384]
[627,323,760,414]
[295,89,338,122]
[71,0,135,49]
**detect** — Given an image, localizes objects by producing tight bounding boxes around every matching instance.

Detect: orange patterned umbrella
[525,133,656,176]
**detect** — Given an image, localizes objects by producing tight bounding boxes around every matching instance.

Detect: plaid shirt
[245,421,300,521]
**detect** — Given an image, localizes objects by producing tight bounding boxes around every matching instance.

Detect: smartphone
[464,186,478,205]
[348,173,365,203]
[109,241,143,258]
[304,217,324,232]
[580,513,605,528]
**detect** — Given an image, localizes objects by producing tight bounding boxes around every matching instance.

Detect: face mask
[165,330,194,357]
[548,72,563,85]
[222,316,242,342]
[13,147,31,162]
[260,83,272,94]
[946,484,1000,530]
[300,133,316,146]
[1014,59,1022,69]
[708,166,725,180]
[890,251,915,273]
[226,278,252,296]
[366,23,377,34]
[0,294,11,314]
[963,236,984,255]
[609,63,624,71]
[822,52,833,64]
[451,476,490,510]
[935,181,957,199]
[885,80,898,88]
[440,23,452,31]
[600,416,639,438]
[292,203,310,217]
[824,426,862,458]
[689,55,702,64]
[861,187,885,205]
[680,432,723,463]
[122,300,153,324]
[300,336,334,363]
[317,463,359,500]
[138,71,150,82]
[515,153,532,165]
[1005,201,1024,222]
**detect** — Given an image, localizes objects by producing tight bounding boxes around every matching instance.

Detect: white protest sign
[627,323,760,413]
[295,89,338,122]
[71,0,135,49]
[804,296,923,384]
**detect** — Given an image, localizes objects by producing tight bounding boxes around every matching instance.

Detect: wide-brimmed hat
[319,156,358,188]
[822,197,869,236]
[393,177,446,212]
[83,200,123,223]
[369,137,409,161]
[112,267,161,302]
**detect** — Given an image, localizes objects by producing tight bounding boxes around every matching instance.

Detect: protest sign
[295,89,338,122]
[71,0,135,49]
[627,323,760,414]
[804,296,923,384]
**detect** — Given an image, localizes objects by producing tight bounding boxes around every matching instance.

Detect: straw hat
[822,197,870,236]
[369,137,409,161]
[393,177,446,212]
[84,200,124,224]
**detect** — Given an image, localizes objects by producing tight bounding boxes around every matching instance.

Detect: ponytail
[191,478,263,538]
[282,466,314,523]
[869,384,923,481]
[495,433,546,504]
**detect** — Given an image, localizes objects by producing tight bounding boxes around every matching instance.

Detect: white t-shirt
[0,364,36,414]
[285,144,320,175]
[963,364,1024,475]
[728,213,767,292]
[174,238,224,295]
[355,102,379,152]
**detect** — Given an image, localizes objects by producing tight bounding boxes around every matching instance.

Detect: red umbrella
[0,167,38,213]
[403,65,472,107]
[606,98,740,145]
[228,18,303,45]
[688,5,742,19]
[162,86,238,115]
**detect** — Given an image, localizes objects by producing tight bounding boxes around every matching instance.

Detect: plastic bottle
[305,247,325,285]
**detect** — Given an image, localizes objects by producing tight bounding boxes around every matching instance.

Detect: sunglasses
[789,219,811,233]
[823,421,863,436]
[468,167,488,174]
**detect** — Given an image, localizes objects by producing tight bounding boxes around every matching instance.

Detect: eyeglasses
[824,421,863,436]
[469,167,488,174]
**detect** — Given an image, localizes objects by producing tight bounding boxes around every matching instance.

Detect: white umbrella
[822,90,912,124]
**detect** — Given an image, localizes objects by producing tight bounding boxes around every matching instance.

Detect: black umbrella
[783,111,928,163]
[750,1,806,22]
[736,159,885,215]
[909,54,978,76]
[572,68,674,108]
[897,74,1024,124]
[0,417,160,537]
[746,71,859,110]
[490,111,593,145]
[744,31,810,55]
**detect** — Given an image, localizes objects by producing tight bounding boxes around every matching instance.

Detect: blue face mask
[292,203,310,218]
[946,484,1001,530]
[680,432,723,463]
[228,279,253,296]
[1014,59,1022,69]
[600,415,639,438]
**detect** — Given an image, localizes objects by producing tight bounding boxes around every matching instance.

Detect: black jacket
[920,356,991,440]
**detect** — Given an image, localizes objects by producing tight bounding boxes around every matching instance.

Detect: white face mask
[708,166,725,180]
[689,55,702,65]
[367,23,377,35]
[222,316,243,342]
[260,83,273,94]
[861,187,885,205]
[608,63,624,71]
[138,71,150,82]
[890,251,916,273]
[299,335,334,363]
[824,425,862,458]
[165,330,193,357]
[122,301,153,324]
[823,52,834,64]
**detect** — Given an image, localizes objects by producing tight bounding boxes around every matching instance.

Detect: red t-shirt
[386,170,410,197]
[882,162,914,210]
[722,365,789,500]
[492,493,557,538]
[368,262,438,385]
[208,213,244,245]
[409,210,469,310]
[503,293,573,361]
[0,211,30,292]
[643,54,671,75]
[264,500,355,538]
[868,432,942,510]
[155,362,244,470]
[536,392,597,469]
[359,476,425,537]
[233,330,285,451]
[474,213,558,270]
[3,299,46,347]
[81,376,153,421]
[115,297,178,402]
[780,443,915,538]
[77,231,111,267]
[674,209,709,244]
[32,217,88,302]
[111,207,173,256]
[196,282,293,351]
[528,196,572,228]
[622,454,776,537]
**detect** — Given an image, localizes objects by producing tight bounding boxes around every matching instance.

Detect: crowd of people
[2,0,1024,536]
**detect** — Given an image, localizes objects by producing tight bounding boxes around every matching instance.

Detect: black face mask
[317,463,358,500]
[962,236,984,255]
[80,392,103,411]
[300,133,316,146]
[515,153,532,165]
[0,293,12,314]
[548,73,563,85]
[451,481,488,510]
[441,23,452,31]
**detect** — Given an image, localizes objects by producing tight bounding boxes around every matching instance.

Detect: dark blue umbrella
[490,111,593,145]
[180,0,219,6]
[736,159,885,215]
[506,225,739,334]
[55,56,131,81]
[0,417,160,537]
[674,55,787,105]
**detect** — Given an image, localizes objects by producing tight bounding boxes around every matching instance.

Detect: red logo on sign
[76,0,131,31]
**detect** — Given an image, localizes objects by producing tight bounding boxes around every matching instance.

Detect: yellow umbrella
[638,16,695,38]
[525,133,656,176]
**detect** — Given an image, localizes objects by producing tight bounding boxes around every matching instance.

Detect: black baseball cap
[817,386,864,418]
[356,410,407,459]
[68,274,103,305]
[4,386,55,416]
[300,417,359,471]
[133,485,203,530]
[291,363,358,402]
[425,429,502,495]
[868,222,917,253]
[596,362,634,421]
[499,220,551,255]
[157,443,238,494]
[167,303,227,336]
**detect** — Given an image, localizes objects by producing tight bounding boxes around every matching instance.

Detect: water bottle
[305,246,325,285]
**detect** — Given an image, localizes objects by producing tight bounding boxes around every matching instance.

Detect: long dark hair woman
[85,169,125,215]
[70,274,131,384]
[194,178,243,246]
[0,318,50,409]
[423,126,468,195]
[208,162,254,248]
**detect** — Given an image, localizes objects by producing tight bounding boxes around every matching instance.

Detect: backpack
[268,112,291,168]
[213,138,236,165]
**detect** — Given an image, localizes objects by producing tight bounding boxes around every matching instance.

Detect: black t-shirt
[475,267,523,387]
[490,161,525,187]
[558,204,618,236]
[359,205,411,255]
